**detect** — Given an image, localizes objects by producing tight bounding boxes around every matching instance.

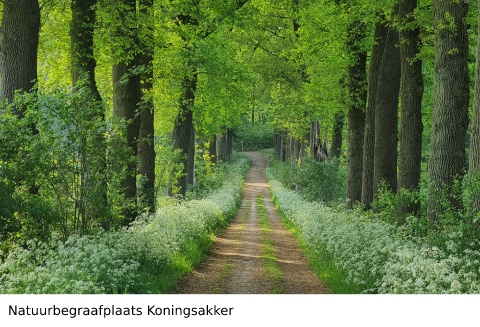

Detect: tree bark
[226,128,234,160]
[113,61,141,212]
[398,0,424,218]
[71,0,102,101]
[111,0,142,222]
[373,17,401,199]
[468,0,480,214]
[137,96,155,211]
[346,21,367,209]
[330,111,344,158]
[137,0,155,212]
[217,132,226,162]
[427,0,469,220]
[362,21,387,210]
[172,73,197,196]
[0,0,40,106]
[71,0,110,231]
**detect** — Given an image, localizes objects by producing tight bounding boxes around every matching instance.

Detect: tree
[469,0,480,215]
[137,0,156,212]
[427,0,469,220]
[167,0,249,196]
[397,0,424,218]
[372,9,401,199]
[71,0,110,230]
[330,111,344,158]
[71,0,102,101]
[0,0,40,106]
[362,20,387,210]
[345,19,367,209]
[111,0,142,222]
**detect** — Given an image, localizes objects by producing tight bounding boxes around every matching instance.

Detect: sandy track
[171,151,330,294]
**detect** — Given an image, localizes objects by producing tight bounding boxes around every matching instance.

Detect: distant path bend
[171,151,330,294]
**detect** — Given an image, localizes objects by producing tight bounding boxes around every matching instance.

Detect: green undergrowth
[277,212,361,294]
[0,155,250,294]
[267,166,480,294]
[233,122,274,151]
[256,196,283,293]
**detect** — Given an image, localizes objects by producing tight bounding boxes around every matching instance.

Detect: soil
[171,151,330,294]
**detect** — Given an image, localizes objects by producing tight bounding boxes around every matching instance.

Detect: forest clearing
[2,0,480,295]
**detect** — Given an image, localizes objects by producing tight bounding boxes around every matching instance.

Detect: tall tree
[469,0,480,214]
[345,20,367,209]
[330,110,344,159]
[169,0,249,196]
[71,0,109,231]
[372,10,401,199]
[362,20,387,210]
[398,0,424,218]
[0,0,40,106]
[71,0,102,101]
[137,0,156,212]
[427,0,469,220]
[112,0,142,222]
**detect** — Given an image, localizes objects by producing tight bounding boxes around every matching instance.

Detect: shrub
[0,155,250,294]
[267,167,480,294]
[233,122,274,151]
[268,156,346,206]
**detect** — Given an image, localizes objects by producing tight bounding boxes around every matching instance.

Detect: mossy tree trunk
[137,0,156,212]
[398,0,424,219]
[427,0,469,220]
[372,12,401,199]
[0,0,40,106]
[345,21,367,209]
[362,20,387,210]
[468,0,480,215]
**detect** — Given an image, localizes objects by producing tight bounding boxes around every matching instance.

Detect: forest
[1,0,480,294]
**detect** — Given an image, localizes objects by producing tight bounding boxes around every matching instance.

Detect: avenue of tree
[1,0,480,245]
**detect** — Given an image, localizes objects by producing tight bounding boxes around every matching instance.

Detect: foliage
[154,134,186,201]
[0,87,130,247]
[0,154,250,294]
[268,156,346,206]
[372,176,480,252]
[185,148,238,200]
[267,166,480,294]
[233,122,274,151]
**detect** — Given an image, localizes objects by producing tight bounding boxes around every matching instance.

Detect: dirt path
[171,151,330,294]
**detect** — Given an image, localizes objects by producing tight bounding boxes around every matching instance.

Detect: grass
[141,235,214,293]
[277,213,362,294]
[256,196,284,293]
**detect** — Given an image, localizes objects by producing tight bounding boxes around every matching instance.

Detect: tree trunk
[468,0,480,215]
[71,0,102,101]
[428,0,470,220]
[346,21,367,209]
[226,128,234,159]
[398,0,424,218]
[330,111,344,158]
[217,133,226,162]
[71,0,109,230]
[373,17,401,199]
[112,0,142,222]
[172,73,197,196]
[362,21,387,210]
[0,0,40,106]
[310,121,328,161]
[137,0,155,212]
[113,60,141,221]
[137,98,155,211]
